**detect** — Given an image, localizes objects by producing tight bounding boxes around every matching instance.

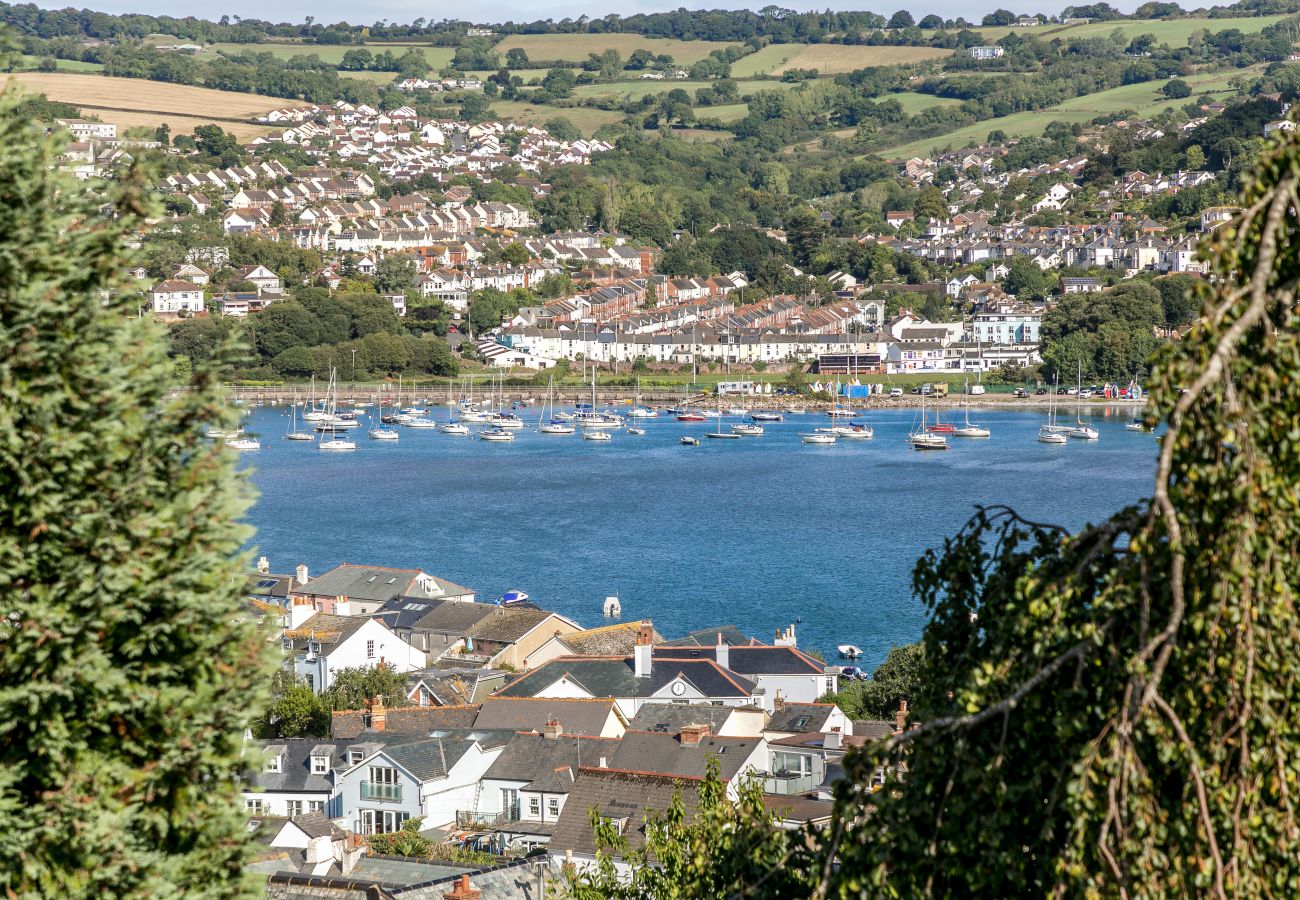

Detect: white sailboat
[318,369,357,451]
[1064,361,1100,440]
[225,437,261,451]
[285,392,314,441]
[1038,375,1068,444]
[952,378,990,438]
[368,394,399,441]
[801,432,837,444]
[908,390,948,450]
[539,376,575,434]
[627,377,657,418]
[705,393,740,439]
[301,374,328,421]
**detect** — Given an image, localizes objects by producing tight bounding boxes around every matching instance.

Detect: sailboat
[1038,375,1068,444]
[301,373,327,421]
[285,391,314,441]
[225,435,260,450]
[908,391,949,450]
[368,394,399,441]
[627,378,657,418]
[1064,360,1100,440]
[318,368,357,451]
[952,378,990,438]
[705,392,740,439]
[539,376,575,435]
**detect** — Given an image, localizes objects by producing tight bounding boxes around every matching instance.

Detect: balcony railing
[764,772,818,795]
[360,781,402,803]
[456,809,518,829]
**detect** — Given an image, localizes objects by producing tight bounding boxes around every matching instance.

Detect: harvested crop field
[488,100,624,136]
[4,73,282,139]
[766,44,951,75]
[493,34,739,65]
[208,42,455,69]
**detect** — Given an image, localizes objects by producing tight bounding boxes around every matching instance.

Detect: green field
[882,68,1250,158]
[886,91,963,114]
[730,44,802,77]
[208,42,455,69]
[16,55,104,72]
[572,77,798,102]
[731,42,950,76]
[488,100,624,136]
[972,14,1286,46]
[702,102,749,122]
[493,34,739,66]
[343,70,401,85]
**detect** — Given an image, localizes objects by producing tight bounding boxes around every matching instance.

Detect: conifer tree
[0,88,271,897]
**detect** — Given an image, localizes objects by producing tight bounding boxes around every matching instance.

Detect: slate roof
[330,705,481,740]
[484,732,621,784]
[495,656,757,702]
[655,645,825,676]
[761,793,835,825]
[373,596,492,633]
[297,564,467,603]
[288,811,346,840]
[628,703,738,735]
[549,768,702,859]
[245,739,341,793]
[853,720,898,741]
[356,731,512,781]
[661,625,757,647]
[609,731,762,782]
[766,703,838,734]
[473,697,622,736]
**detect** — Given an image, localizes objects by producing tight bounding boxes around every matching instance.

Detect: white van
[888,387,903,398]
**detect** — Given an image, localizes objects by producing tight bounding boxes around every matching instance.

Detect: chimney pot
[542,719,562,740]
[895,700,908,733]
[678,724,709,746]
[369,695,387,732]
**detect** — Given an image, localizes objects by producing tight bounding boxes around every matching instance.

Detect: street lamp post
[351,349,357,383]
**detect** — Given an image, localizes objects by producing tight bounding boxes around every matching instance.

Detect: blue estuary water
[239,404,1156,668]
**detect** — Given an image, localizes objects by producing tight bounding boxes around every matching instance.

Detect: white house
[149,279,205,314]
[655,640,835,709]
[234,264,282,295]
[242,738,337,817]
[282,609,427,694]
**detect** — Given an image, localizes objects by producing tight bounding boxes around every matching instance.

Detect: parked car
[1014,388,1029,398]
[1036,387,1049,396]
[920,383,933,395]
[1079,389,1094,399]
[969,384,986,395]
[1057,388,1069,395]
[889,387,903,398]
[910,386,922,394]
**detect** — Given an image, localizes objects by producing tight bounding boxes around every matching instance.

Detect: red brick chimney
[443,874,480,900]
[369,696,387,732]
[678,724,710,747]
[895,700,908,734]
[634,620,653,678]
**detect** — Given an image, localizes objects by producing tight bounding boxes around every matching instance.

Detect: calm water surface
[239,403,1155,668]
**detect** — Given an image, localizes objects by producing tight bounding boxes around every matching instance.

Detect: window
[304,673,314,692]
[360,809,409,834]
[501,788,520,819]
[245,799,266,813]
[264,755,281,774]
[528,797,540,817]
[308,801,325,814]
[773,751,813,776]
[547,798,560,818]
[366,640,375,660]
[370,765,397,785]
[349,750,365,765]
[311,755,328,774]
[286,800,304,817]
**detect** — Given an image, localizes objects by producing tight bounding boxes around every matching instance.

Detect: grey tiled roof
[766,703,838,734]
[245,739,341,793]
[372,597,492,633]
[330,705,481,740]
[495,657,756,702]
[484,732,621,783]
[661,625,755,647]
[549,768,702,859]
[628,703,737,735]
[609,731,761,782]
[655,645,825,676]
[282,613,369,652]
[467,607,564,643]
[473,698,620,736]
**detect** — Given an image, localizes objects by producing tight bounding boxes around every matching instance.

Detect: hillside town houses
[240,557,893,891]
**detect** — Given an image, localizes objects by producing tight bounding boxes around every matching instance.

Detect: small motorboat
[553,411,576,421]
[438,421,470,435]
[680,435,700,446]
[459,410,492,424]
[750,412,783,422]
[627,407,658,419]
[726,406,747,416]
[1125,420,1147,432]
[319,438,357,451]
[207,427,243,439]
[479,426,516,442]
[841,424,874,440]
[404,417,437,428]
[285,431,314,441]
[225,438,260,451]
[626,426,646,436]
[540,420,576,435]
[837,644,862,660]
[368,427,399,441]
[786,407,806,415]
[802,432,836,445]
[676,412,707,422]
[499,589,530,606]
[583,428,612,442]
[731,423,763,436]
[705,430,741,440]
[402,406,428,416]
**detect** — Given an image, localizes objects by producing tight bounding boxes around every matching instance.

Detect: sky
[37,0,1142,28]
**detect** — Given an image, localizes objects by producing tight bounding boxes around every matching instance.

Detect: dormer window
[280,637,292,651]
[264,755,282,774]
[311,755,328,774]
[349,749,365,765]
[308,640,321,654]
